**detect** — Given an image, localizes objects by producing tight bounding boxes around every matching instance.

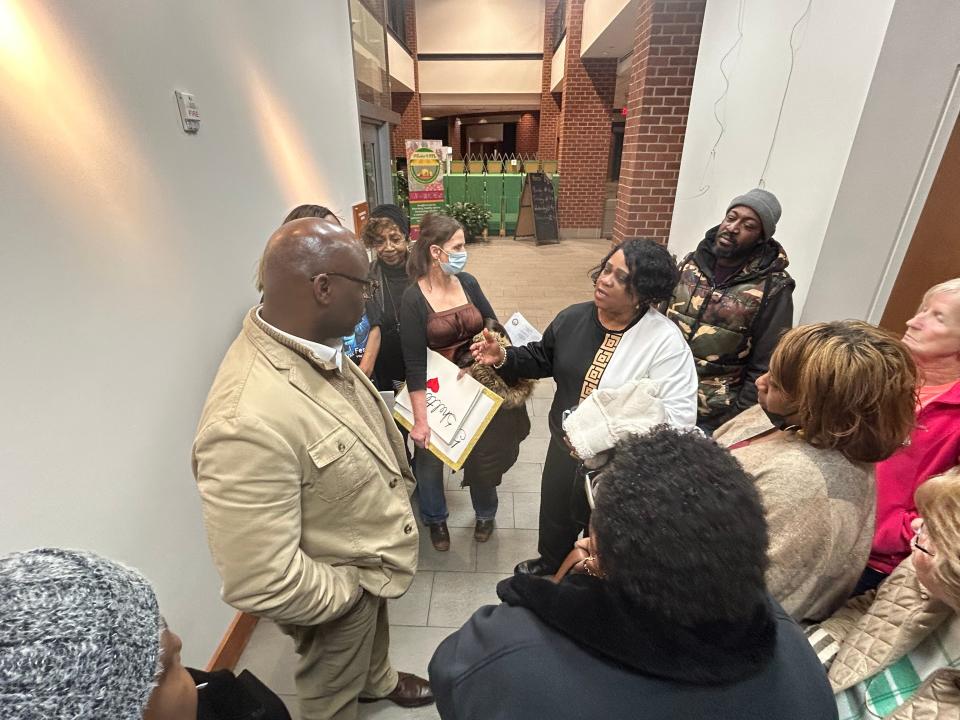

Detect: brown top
[426,302,484,362]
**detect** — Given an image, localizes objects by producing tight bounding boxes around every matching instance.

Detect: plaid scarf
[809,615,960,718]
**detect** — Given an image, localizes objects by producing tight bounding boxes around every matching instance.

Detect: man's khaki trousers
[280,592,398,720]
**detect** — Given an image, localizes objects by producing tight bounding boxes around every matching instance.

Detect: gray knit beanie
[0,548,163,719]
[727,188,782,239]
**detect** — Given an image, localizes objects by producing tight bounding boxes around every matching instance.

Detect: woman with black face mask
[712,321,917,625]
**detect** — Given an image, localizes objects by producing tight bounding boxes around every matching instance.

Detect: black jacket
[666,228,795,431]
[429,574,837,720]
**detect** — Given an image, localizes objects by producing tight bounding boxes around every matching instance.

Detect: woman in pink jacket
[857,278,960,595]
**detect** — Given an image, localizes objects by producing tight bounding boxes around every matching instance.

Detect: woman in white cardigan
[471,238,697,576]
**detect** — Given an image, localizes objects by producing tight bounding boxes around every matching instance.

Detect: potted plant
[393,170,409,213]
[440,202,491,243]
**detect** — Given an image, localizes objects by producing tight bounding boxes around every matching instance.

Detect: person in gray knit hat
[0,548,177,719]
[665,187,795,432]
[0,548,293,720]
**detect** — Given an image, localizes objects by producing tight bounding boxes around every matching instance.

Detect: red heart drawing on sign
[426,377,440,393]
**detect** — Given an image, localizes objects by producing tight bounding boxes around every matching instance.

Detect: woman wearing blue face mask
[399,213,498,551]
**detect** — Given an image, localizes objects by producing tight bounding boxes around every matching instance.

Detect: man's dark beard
[713,233,760,262]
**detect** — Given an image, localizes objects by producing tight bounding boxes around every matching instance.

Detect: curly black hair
[590,238,678,305]
[591,426,770,626]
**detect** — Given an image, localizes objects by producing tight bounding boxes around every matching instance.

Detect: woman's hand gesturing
[470,329,505,367]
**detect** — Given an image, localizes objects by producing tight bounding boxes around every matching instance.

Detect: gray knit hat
[727,188,782,239]
[0,548,163,719]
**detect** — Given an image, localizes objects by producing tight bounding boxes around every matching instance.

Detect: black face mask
[762,406,800,432]
[189,668,291,720]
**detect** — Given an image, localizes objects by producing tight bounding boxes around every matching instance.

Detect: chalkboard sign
[529,173,559,244]
[515,172,559,245]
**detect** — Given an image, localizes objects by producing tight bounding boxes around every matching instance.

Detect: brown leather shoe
[429,522,450,551]
[358,671,434,708]
[474,518,494,542]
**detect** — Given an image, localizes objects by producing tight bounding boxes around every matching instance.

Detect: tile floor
[236,236,608,719]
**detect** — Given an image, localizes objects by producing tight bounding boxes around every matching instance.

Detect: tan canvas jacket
[818,558,960,719]
[193,309,418,627]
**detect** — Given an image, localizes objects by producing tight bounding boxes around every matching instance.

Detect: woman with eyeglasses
[470,238,698,576]
[399,213,499,551]
[363,204,413,392]
[713,321,918,623]
[806,467,960,719]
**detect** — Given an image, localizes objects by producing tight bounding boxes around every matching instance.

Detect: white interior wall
[0,0,365,666]
[802,0,960,324]
[668,0,895,320]
[581,0,639,58]
[551,36,566,90]
[582,0,631,53]
[388,33,416,91]
[418,59,542,94]
[416,0,544,54]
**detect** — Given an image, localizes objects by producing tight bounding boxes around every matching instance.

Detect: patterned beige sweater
[714,405,875,623]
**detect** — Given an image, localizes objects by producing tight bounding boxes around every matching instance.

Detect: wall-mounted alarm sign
[175,90,200,133]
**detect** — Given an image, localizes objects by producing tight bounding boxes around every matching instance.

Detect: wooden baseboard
[206,612,259,672]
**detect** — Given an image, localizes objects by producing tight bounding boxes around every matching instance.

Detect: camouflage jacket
[666,227,795,431]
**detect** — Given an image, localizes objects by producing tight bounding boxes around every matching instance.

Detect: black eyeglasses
[311,272,380,299]
[914,520,934,557]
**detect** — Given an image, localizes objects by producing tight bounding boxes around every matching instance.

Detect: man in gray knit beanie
[0,548,173,719]
[665,187,795,432]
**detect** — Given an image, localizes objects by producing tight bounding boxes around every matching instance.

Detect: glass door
[361,121,383,208]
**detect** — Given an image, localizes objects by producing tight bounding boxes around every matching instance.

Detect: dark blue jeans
[414,446,497,525]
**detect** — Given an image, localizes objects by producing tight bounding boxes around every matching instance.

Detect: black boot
[428,522,450,552]
[514,557,558,576]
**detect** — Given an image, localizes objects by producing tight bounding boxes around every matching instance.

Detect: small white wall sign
[174,90,200,133]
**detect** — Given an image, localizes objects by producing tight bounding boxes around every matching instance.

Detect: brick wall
[556,0,617,233]
[612,0,705,244]
[389,0,422,159]
[538,0,562,159]
[447,116,463,159]
[391,92,422,158]
[516,112,540,155]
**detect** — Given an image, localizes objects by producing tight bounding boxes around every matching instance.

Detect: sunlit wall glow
[243,61,332,210]
[0,0,154,242]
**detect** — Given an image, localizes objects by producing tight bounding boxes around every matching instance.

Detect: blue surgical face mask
[439,249,467,275]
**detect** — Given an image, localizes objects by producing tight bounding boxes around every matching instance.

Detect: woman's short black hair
[591,426,770,626]
[590,238,678,305]
[283,204,339,225]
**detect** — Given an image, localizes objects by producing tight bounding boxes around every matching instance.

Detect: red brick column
[538,0,562,159]
[516,112,540,155]
[389,0,422,159]
[391,93,422,158]
[447,117,463,159]
[612,0,705,244]
[556,0,617,237]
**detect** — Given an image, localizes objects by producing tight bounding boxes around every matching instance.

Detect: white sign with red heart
[394,350,503,470]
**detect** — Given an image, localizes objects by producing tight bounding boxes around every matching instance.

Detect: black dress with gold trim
[505,301,642,436]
